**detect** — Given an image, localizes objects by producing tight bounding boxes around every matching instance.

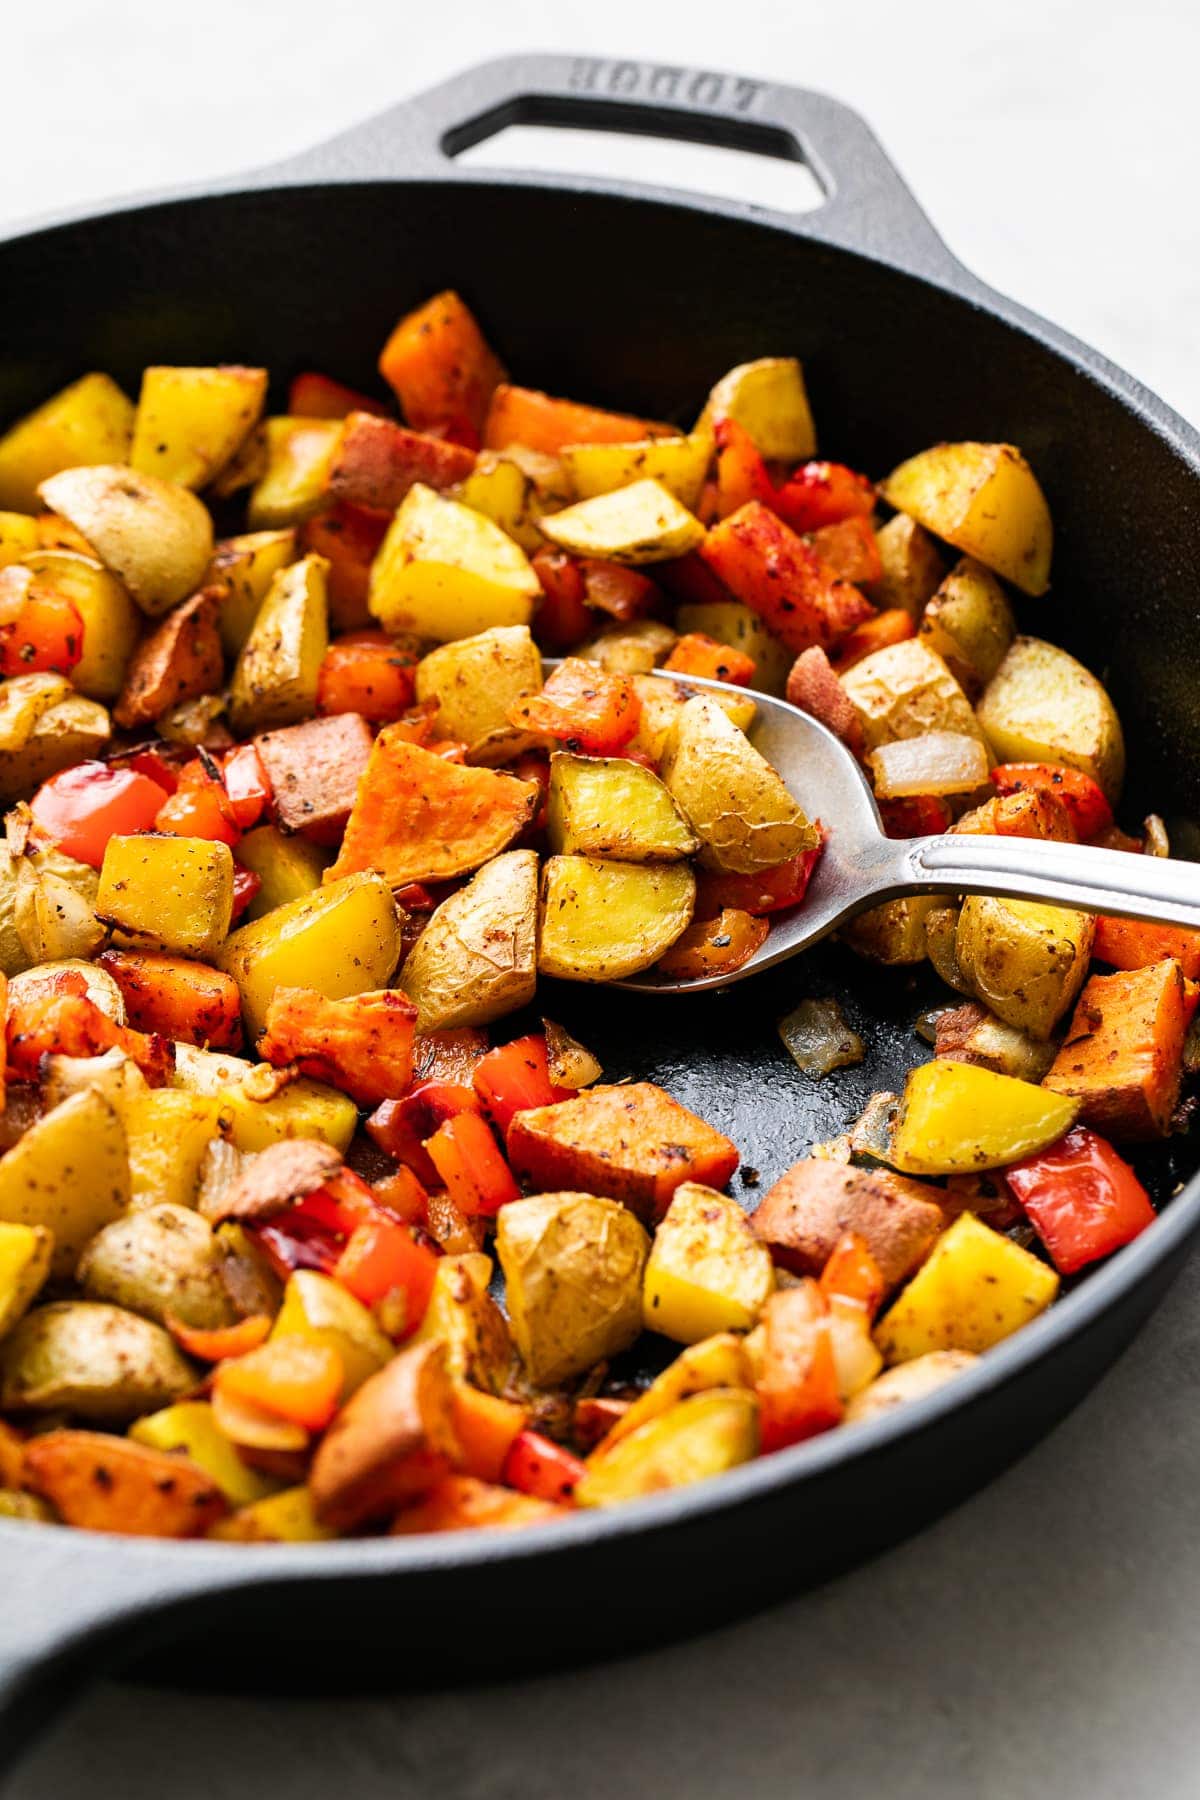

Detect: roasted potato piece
[674,600,792,696]
[496,1191,649,1386]
[538,855,695,981]
[97,833,234,959]
[540,479,704,565]
[309,1338,458,1531]
[0,373,134,513]
[1043,959,1197,1139]
[918,557,1016,696]
[547,754,697,862]
[228,552,329,735]
[0,674,111,804]
[876,1212,1059,1362]
[578,619,677,677]
[131,365,267,489]
[9,952,123,1020]
[369,483,539,642]
[698,358,816,461]
[863,513,947,620]
[415,625,543,760]
[235,824,328,920]
[976,635,1125,801]
[121,1090,230,1211]
[626,672,755,762]
[955,896,1094,1039]
[271,1269,392,1400]
[643,1184,774,1343]
[0,1302,196,1422]
[0,514,38,566]
[208,528,298,656]
[660,694,816,873]
[0,1221,52,1340]
[0,1089,129,1277]
[410,1252,513,1391]
[452,454,542,555]
[77,1204,237,1330]
[605,1333,752,1448]
[562,435,711,509]
[11,856,104,965]
[211,1483,335,1542]
[880,441,1052,596]
[113,584,224,728]
[751,1159,945,1292]
[17,550,142,702]
[216,871,401,1038]
[130,1400,278,1507]
[38,465,213,615]
[843,1349,978,1423]
[840,639,985,751]
[575,1387,759,1507]
[219,1078,358,1155]
[399,850,537,1031]
[245,417,340,528]
[889,1059,1079,1175]
[842,895,942,966]
[23,1430,226,1536]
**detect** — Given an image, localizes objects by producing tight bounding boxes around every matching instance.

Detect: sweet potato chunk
[308,1338,458,1531]
[327,733,538,887]
[258,987,418,1106]
[392,1473,566,1534]
[1043,959,1198,1138]
[327,413,475,511]
[113,585,224,728]
[752,1160,945,1291]
[98,949,244,1051]
[507,1083,739,1222]
[483,384,671,456]
[699,502,874,655]
[378,290,506,438]
[785,646,864,755]
[255,711,374,845]
[23,1431,226,1536]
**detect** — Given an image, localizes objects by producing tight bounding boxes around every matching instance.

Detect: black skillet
[1,50,1198,1771]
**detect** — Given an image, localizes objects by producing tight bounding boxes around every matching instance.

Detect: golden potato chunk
[547,754,697,862]
[880,441,1052,596]
[562,435,711,509]
[415,624,542,761]
[539,478,704,565]
[18,551,142,703]
[698,358,816,461]
[918,557,1016,697]
[643,1184,774,1343]
[875,1213,1059,1362]
[0,1302,196,1423]
[841,639,985,751]
[369,483,539,642]
[955,896,1095,1039]
[575,1388,759,1507]
[228,552,329,735]
[208,528,298,656]
[0,1089,129,1278]
[976,635,1125,802]
[131,365,268,489]
[538,855,695,981]
[97,834,234,959]
[0,373,134,513]
[0,1222,52,1341]
[38,464,213,616]
[660,694,816,872]
[864,513,947,619]
[399,850,538,1031]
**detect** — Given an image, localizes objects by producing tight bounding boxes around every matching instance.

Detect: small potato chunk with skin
[507,1082,739,1223]
[211,1484,334,1542]
[219,1077,358,1154]
[918,557,1016,697]
[496,1192,649,1386]
[245,417,340,528]
[399,850,537,1032]
[579,619,677,678]
[956,896,1095,1039]
[604,1333,752,1447]
[0,373,134,513]
[97,834,234,959]
[547,754,697,862]
[131,365,267,490]
[18,551,142,703]
[208,528,298,657]
[880,441,1052,596]
[875,1212,1059,1363]
[863,513,947,620]
[751,1160,945,1292]
[562,435,711,509]
[626,673,756,763]
[23,1431,226,1537]
[698,358,816,462]
[122,1090,231,1212]
[539,479,705,565]
[844,1349,978,1423]
[976,635,1126,802]
[309,1338,459,1532]
[38,464,213,616]
[0,1221,52,1340]
[575,1387,759,1507]
[0,1301,196,1422]
[889,1059,1079,1176]
[538,855,695,981]
[842,895,943,967]
[410,1252,513,1392]
[229,553,329,735]
[255,711,373,845]
[415,625,543,761]
[840,638,986,752]
[661,694,816,874]
[77,1203,237,1330]
[113,584,224,728]
[0,679,111,805]
[1043,959,1198,1139]
[369,483,539,643]
[644,1184,774,1343]
[0,1088,129,1278]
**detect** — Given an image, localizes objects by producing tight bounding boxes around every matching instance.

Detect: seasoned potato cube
[976,635,1125,801]
[842,895,942,966]
[131,365,267,489]
[539,479,703,565]
[19,551,142,703]
[604,1334,752,1447]
[627,672,755,762]
[38,465,214,616]
[130,1400,278,1507]
[0,1089,129,1277]
[864,513,947,619]
[844,1349,978,1423]
[399,849,537,1032]
[918,557,1016,696]
[97,834,234,959]
[216,871,401,1038]
[660,694,816,872]
[208,528,298,656]
[220,1077,357,1154]
[562,435,711,509]
[643,1184,774,1343]
[876,1212,1059,1362]
[889,1060,1079,1175]
[840,639,985,751]
[121,1091,229,1211]
[575,1387,759,1506]
[547,754,697,861]
[698,358,816,461]
[496,1192,649,1386]
[452,454,542,554]
[77,1203,236,1329]
[0,1222,52,1340]
[245,417,340,528]
[674,600,792,696]
[538,855,695,981]
[211,1484,335,1542]
[271,1269,391,1400]
[955,896,1094,1039]
[410,1252,513,1391]
[229,553,329,735]
[880,441,1052,596]
[369,483,539,642]
[579,620,677,677]
[0,373,134,513]
[0,1302,196,1422]
[235,824,329,919]
[415,625,543,760]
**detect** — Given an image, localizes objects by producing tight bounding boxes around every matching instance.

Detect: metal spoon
[612,671,1200,995]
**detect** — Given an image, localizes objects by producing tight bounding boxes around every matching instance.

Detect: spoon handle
[894,833,1200,930]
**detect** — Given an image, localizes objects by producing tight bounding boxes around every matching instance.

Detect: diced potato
[211,1484,335,1542]
[0,514,39,566]
[10,951,122,1020]
[918,557,1016,696]
[38,465,213,616]
[889,1059,1079,1175]
[0,1090,129,1277]
[216,871,401,1038]
[955,897,1095,1038]
[643,1184,774,1344]
[410,1252,513,1391]
[579,620,677,677]
[843,1349,978,1423]
[0,1491,53,1522]
[604,1333,752,1447]
[842,895,942,966]
[880,441,1052,596]
[220,1076,357,1154]
[840,639,986,751]
[627,672,756,762]
[697,358,816,461]
[415,625,543,760]
[575,1387,759,1506]
[78,1203,235,1328]
[369,483,540,642]
[235,824,329,921]
[495,1192,649,1386]
[0,1222,52,1340]
[208,528,298,656]
[271,1270,392,1400]
[0,373,134,513]
[245,417,340,528]
[131,366,267,489]
[539,479,703,565]
[0,675,111,804]
[538,855,695,981]
[562,435,711,509]
[452,453,542,554]
[228,552,329,735]
[976,635,1126,802]
[130,1400,278,1506]
[18,551,142,702]
[547,754,697,862]
[876,1212,1059,1362]
[121,1091,230,1211]
[674,600,792,696]
[97,834,234,959]
[661,693,817,872]
[864,513,947,619]
[0,1301,195,1422]
[399,849,537,1032]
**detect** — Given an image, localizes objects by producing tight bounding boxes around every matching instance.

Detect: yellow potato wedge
[890,1059,1079,1175]
[643,1184,774,1343]
[18,551,142,702]
[876,1212,1059,1362]
[228,552,329,735]
[547,753,697,861]
[452,453,542,554]
[0,1089,129,1278]
[604,1333,753,1447]
[976,635,1125,802]
[415,624,543,761]
[674,600,793,696]
[575,1387,759,1506]
[0,1222,52,1341]
[207,528,298,656]
[399,849,538,1031]
[562,434,711,509]
[841,639,986,751]
[539,478,703,565]
[578,620,677,677]
[880,441,1052,596]
[538,855,695,981]
[245,417,340,528]
[97,834,234,959]
[698,357,816,461]
[131,365,268,490]
[955,896,1095,1039]
[660,693,817,872]
[0,373,134,513]
[77,1203,236,1329]
[863,513,947,619]
[410,1252,513,1392]
[843,1349,978,1423]
[1,1302,196,1423]
[627,672,756,762]
[918,557,1016,697]
[370,483,539,642]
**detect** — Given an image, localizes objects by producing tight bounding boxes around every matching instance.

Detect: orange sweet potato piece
[378,290,506,438]
[255,711,374,845]
[391,1473,565,1534]
[952,789,1076,841]
[327,732,538,887]
[327,412,475,511]
[810,516,883,586]
[113,585,224,729]
[98,949,244,1052]
[6,991,173,1086]
[700,502,874,655]
[662,632,756,685]
[1043,959,1199,1139]
[22,1432,227,1537]
[483,383,672,455]
[831,606,915,673]
[1093,917,1200,982]
[309,1339,459,1531]
[751,1159,945,1291]
[507,1082,739,1222]
[258,986,418,1107]
[785,647,864,756]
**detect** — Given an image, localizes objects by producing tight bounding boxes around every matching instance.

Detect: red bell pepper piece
[509,656,640,755]
[771,461,876,533]
[120,746,182,794]
[230,863,262,922]
[501,1428,585,1503]
[756,1282,843,1452]
[694,838,823,918]
[222,744,271,829]
[990,763,1113,840]
[30,762,169,868]
[334,1217,438,1336]
[317,630,417,722]
[367,1082,483,1187]
[1005,1126,1156,1275]
[287,370,390,420]
[424,1112,520,1218]
[155,757,241,846]
[0,564,84,677]
[819,1231,885,1322]
[700,502,874,655]
[879,795,953,838]
[473,1035,576,1136]
[531,549,596,650]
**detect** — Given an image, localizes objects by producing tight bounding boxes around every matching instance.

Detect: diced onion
[867,732,990,799]
[1144,813,1170,857]
[847,1090,901,1163]
[543,1017,603,1088]
[779,998,864,1076]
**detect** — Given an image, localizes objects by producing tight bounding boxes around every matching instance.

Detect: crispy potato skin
[0,1301,196,1422]
[496,1192,648,1386]
[38,464,213,616]
[840,639,985,752]
[660,694,816,874]
[752,1160,944,1292]
[537,856,695,982]
[863,513,946,620]
[400,850,537,1032]
[228,553,329,735]
[77,1203,238,1330]
[955,897,1095,1040]
[917,557,1015,697]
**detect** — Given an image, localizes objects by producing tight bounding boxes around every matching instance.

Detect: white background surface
[6,2,1200,1794]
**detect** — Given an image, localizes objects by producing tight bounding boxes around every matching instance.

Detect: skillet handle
[268,52,959,279]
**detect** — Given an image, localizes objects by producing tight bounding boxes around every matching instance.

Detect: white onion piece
[847,1090,901,1163]
[867,731,990,798]
[542,1017,603,1088]
[779,998,863,1076]
[1144,813,1170,857]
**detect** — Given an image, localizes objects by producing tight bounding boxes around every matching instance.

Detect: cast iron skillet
[1,50,1198,1769]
